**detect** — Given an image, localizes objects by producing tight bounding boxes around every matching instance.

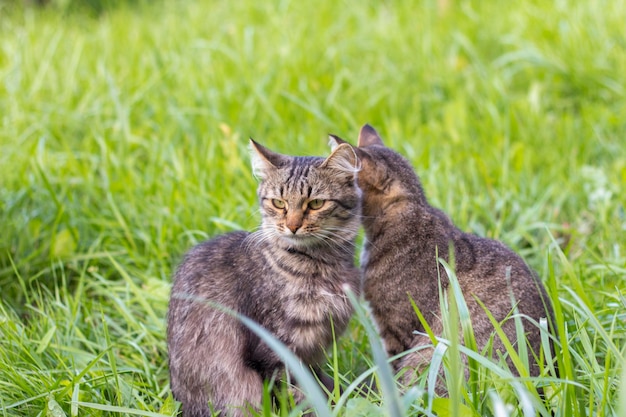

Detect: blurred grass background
[0,0,625,415]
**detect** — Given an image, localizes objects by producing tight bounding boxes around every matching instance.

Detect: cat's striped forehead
[282,156,323,182]
[257,156,344,198]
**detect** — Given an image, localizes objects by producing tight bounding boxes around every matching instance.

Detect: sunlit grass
[1,0,625,415]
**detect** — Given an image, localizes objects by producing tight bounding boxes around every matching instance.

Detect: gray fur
[167,141,361,416]
[330,125,556,390]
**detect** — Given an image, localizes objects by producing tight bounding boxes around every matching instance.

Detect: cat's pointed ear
[249,139,289,179]
[328,134,350,151]
[357,124,384,147]
[320,143,360,173]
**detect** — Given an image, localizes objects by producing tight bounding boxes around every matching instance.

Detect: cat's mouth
[280,233,320,247]
[281,233,309,242]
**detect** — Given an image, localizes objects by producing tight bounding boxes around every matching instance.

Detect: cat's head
[328,125,425,212]
[249,139,361,249]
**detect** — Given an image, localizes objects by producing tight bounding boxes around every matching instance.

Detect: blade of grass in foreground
[72,402,172,417]
[172,293,332,417]
[614,292,626,416]
[439,256,479,407]
[238,315,332,417]
[438,259,462,413]
[545,251,581,417]
[345,290,403,417]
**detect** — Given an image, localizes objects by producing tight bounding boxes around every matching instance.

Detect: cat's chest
[281,280,351,324]
[280,282,352,358]
[268,251,355,320]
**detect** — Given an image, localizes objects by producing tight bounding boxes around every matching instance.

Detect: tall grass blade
[346,290,403,417]
[619,352,626,417]
[236,315,331,417]
[73,402,171,417]
[172,293,332,417]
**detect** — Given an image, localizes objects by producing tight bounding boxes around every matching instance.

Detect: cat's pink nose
[286,213,303,234]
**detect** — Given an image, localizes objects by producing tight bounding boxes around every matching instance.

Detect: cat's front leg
[286,365,335,411]
[399,332,450,396]
[212,365,265,417]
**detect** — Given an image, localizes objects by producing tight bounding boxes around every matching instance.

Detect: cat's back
[453,228,527,275]
[452,230,551,317]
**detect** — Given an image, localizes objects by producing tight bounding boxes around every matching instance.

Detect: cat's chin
[279,234,318,249]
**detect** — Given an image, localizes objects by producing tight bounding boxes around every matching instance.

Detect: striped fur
[330,125,556,393]
[167,141,361,417]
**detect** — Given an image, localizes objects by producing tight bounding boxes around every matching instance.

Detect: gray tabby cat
[330,125,555,389]
[167,140,362,417]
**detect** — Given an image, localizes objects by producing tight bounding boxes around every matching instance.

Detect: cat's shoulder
[181,230,252,260]
[174,230,258,286]
[194,230,249,247]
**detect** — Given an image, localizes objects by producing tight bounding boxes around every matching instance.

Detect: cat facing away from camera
[167,140,362,417]
[330,125,556,390]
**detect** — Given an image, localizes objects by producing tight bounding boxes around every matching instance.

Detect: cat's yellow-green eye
[308,199,324,210]
[271,199,286,209]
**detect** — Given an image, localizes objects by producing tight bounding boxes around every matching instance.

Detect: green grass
[1,0,625,415]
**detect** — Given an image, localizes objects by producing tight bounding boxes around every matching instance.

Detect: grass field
[1,0,625,415]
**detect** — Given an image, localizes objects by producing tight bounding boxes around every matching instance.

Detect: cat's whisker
[242,228,277,250]
[319,227,359,245]
[309,231,356,257]
[319,235,357,253]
